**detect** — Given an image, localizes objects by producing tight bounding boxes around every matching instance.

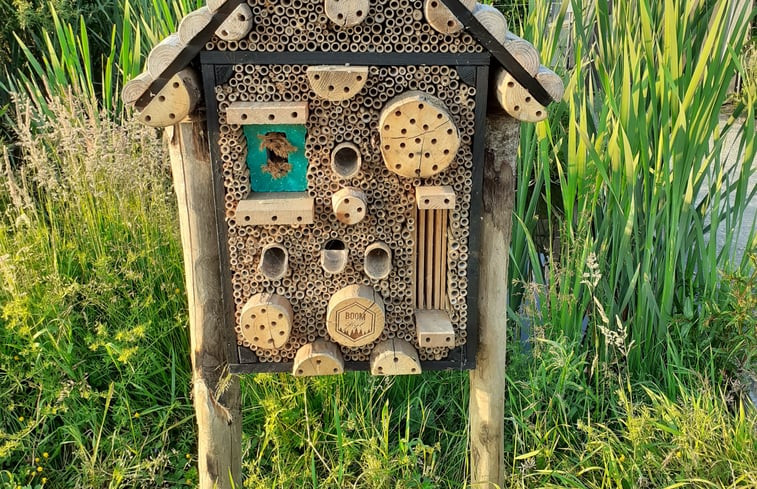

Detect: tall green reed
[512,0,756,389]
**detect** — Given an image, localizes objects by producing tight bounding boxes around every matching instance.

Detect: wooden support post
[166,119,241,489]
[469,110,518,488]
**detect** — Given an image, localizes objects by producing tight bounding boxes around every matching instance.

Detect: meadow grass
[1,0,756,487]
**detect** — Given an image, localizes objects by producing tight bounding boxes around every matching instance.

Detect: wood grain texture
[415,309,454,347]
[239,293,293,349]
[146,33,185,79]
[423,0,475,34]
[292,340,344,376]
[472,3,508,44]
[331,187,367,225]
[178,6,213,44]
[307,65,369,101]
[503,33,540,76]
[326,285,385,347]
[535,66,565,102]
[137,69,201,127]
[493,69,548,122]
[469,111,518,488]
[166,119,241,489]
[215,3,253,41]
[122,72,154,106]
[324,0,370,27]
[369,339,422,375]
[379,91,460,178]
[415,186,456,209]
[226,101,309,125]
[234,192,314,225]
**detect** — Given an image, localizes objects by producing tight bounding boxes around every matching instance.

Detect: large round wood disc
[326,285,385,347]
[379,91,460,178]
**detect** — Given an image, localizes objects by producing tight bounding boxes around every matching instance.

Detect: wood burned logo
[333,303,377,343]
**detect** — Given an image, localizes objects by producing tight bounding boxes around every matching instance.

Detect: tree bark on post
[469,110,518,488]
[166,118,242,489]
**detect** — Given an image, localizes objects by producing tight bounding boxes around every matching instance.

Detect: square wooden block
[415,310,455,348]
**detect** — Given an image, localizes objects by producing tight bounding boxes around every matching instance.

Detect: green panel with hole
[243,124,308,192]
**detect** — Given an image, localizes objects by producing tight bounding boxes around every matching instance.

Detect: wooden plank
[440,209,449,309]
[434,210,444,308]
[415,186,456,210]
[226,101,309,125]
[307,66,369,101]
[166,119,241,489]
[415,309,455,348]
[425,209,434,308]
[326,285,385,347]
[469,111,519,488]
[234,192,314,226]
[292,340,344,377]
[239,293,293,349]
[369,339,422,376]
[417,209,426,309]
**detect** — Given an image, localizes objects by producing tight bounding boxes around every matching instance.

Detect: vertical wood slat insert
[414,208,450,310]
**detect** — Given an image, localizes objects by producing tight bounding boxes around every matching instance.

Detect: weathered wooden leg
[166,118,242,489]
[469,110,519,488]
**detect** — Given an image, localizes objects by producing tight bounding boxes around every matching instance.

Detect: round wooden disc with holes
[332,187,367,225]
[239,293,293,350]
[324,0,370,27]
[379,91,460,178]
[423,0,475,34]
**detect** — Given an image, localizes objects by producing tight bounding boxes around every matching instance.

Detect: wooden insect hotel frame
[124,0,562,486]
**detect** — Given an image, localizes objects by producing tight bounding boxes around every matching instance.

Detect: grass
[0,0,756,487]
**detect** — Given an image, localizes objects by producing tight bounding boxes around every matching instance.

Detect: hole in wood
[331,143,361,178]
[322,239,348,274]
[260,244,288,280]
[364,242,391,280]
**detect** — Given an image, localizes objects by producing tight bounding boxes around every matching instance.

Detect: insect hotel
[123,0,563,378]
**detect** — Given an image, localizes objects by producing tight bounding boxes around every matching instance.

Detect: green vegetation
[1,0,756,488]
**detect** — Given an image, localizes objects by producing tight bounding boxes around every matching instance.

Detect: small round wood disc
[239,293,293,350]
[326,285,385,347]
[332,187,367,225]
[379,91,460,178]
[324,0,370,27]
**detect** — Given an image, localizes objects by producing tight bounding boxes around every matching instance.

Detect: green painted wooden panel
[243,124,308,192]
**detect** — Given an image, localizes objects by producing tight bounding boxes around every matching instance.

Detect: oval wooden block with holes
[137,69,201,127]
[327,285,385,347]
[292,340,344,377]
[307,66,368,101]
[331,187,367,225]
[370,339,422,376]
[216,3,253,41]
[423,0,475,34]
[324,0,370,27]
[379,91,460,178]
[494,69,548,123]
[239,293,293,350]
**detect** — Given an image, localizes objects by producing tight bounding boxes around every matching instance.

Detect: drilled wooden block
[307,66,369,101]
[235,192,314,225]
[292,340,344,376]
[415,310,455,348]
[370,339,422,376]
[415,186,456,209]
[239,293,293,349]
[331,187,367,225]
[227,101,309,125]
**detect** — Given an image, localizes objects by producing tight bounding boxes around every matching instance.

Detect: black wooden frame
[201,52,490,374]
